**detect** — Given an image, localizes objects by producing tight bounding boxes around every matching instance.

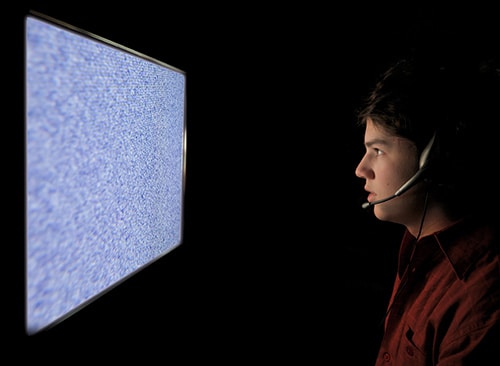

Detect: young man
[354,56,500,365]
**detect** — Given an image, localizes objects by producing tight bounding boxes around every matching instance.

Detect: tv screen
[25,11,187,335]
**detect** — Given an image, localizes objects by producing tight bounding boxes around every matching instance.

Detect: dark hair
[357,55,500,216]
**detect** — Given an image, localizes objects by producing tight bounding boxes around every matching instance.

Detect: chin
[373,206,395,222]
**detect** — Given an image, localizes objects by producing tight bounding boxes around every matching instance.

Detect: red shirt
[375,216,500,365]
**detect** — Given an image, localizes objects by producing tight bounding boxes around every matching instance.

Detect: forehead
[364,119,392,140]
[364,119,416,152]
[364,119,399,147]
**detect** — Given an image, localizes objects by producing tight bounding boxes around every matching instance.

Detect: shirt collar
[433,216,496,280]
[399,216,496,280]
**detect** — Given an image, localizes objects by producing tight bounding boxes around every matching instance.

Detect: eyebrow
[365,138,390,148]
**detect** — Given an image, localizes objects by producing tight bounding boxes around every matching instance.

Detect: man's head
[355,55,500,230]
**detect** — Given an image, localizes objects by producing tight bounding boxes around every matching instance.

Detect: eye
[373,148,384,156]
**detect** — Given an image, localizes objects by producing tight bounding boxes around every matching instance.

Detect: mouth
[364,187,374,201]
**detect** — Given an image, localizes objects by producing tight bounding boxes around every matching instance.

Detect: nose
[355,156,372,180]
[355,163,364,179]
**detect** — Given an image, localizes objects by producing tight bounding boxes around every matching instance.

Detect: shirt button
[383,352,392,362]
[406,346,414,356]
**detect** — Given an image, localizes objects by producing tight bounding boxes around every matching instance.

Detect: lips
[364,186,375,202]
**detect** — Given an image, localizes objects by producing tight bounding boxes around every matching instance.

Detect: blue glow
[26,15,186,335]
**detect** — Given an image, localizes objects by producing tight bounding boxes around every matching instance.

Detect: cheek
[378,161,415,189]
[392,161,419,185]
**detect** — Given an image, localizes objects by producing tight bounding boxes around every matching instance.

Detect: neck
[407,202,460,239]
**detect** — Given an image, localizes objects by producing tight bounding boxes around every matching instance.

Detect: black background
[7,2,499,363]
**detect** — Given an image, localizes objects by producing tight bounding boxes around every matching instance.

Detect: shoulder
[435,215,500,282]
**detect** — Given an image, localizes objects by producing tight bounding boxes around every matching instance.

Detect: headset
[362,131,437,209]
